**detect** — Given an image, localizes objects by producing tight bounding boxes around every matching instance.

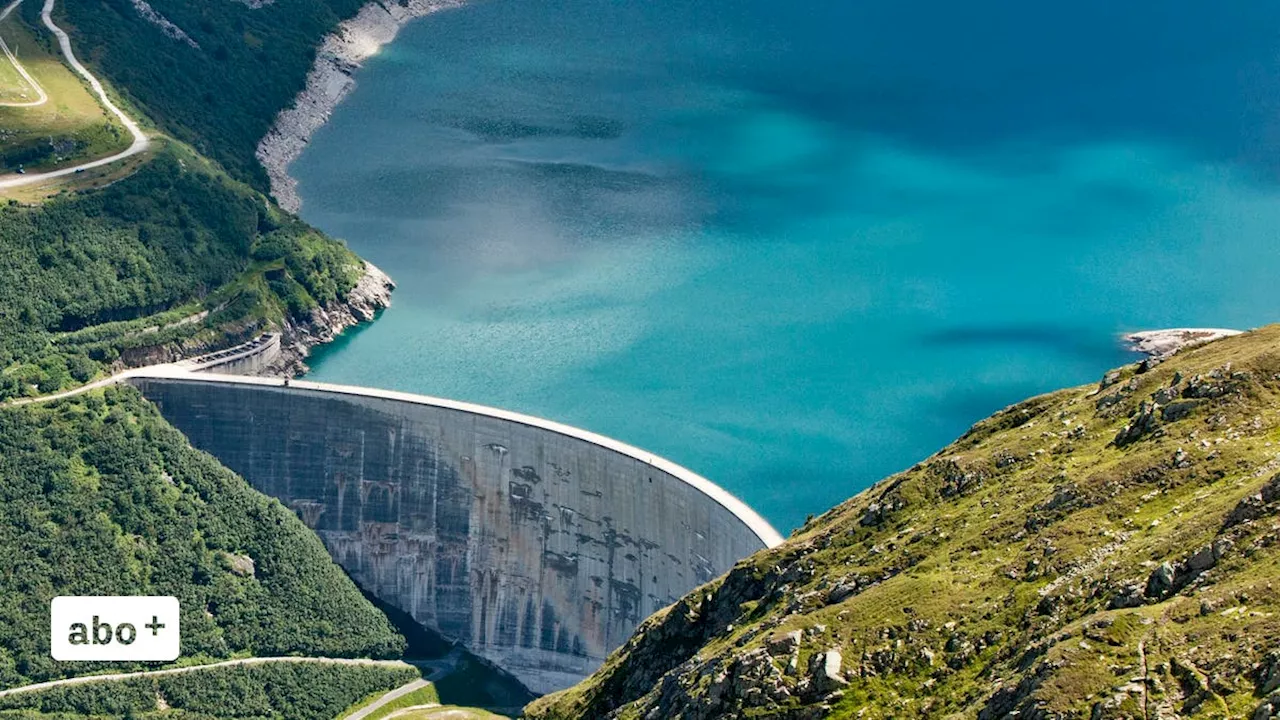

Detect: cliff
[273,260,395,375]
[527,325,1280,719]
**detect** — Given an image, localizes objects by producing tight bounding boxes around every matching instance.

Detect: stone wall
[129,373,779,694]
[179,333,282,375]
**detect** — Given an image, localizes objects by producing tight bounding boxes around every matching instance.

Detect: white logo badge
[50,596,180,661]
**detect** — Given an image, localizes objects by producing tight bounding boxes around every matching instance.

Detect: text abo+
[51,596,180,661]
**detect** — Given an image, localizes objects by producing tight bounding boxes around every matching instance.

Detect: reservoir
[294,0,1280,533]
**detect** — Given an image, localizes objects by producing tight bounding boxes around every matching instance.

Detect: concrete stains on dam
[129,374,778,694]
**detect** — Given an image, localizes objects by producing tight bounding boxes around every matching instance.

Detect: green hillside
[528,327,1280,719]
[0,661,420,719]
[57,0,369,188]
[0,141,365,400]
[0,385,405,689]
[0,0,380,398]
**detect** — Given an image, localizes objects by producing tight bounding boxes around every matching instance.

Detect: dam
[126,369,781,694]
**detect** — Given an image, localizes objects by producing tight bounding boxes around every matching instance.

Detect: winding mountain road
[0,0,149,190]
[0,0,48,107]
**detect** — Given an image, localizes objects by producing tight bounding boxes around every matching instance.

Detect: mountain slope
[527,326,1280,719]
[56,0,370,189]
[0,385,405,689]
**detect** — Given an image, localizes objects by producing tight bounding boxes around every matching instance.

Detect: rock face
[526,325,1280,719]
[273,261,395,375]
[256,0,465,212]
[129,373,778,695]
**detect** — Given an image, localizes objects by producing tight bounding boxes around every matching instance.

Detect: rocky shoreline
[256,0,465,212]
[1124,327,1243,359]
[274,261,396,376]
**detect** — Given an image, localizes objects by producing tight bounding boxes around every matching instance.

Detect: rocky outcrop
[130,0,199,49]
[256,0,465,212]
[272,261,394,375]
[1125,328,1243,359]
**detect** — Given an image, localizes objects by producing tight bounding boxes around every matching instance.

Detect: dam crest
[125,367,781,694]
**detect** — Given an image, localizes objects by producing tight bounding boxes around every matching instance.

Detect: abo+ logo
[51,597,180,661]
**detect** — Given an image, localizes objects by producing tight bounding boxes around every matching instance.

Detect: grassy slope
[0,3,130,173]
[394,708,513,720]
[339,684,441,720]
[0,385,405,689]
[528,326,1280,719]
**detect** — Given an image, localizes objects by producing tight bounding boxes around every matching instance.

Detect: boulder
[766,630,802,657]
[1114,401,1160,447]
[1145,562,1176,599]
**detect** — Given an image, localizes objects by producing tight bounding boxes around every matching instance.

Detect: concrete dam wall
[128,372,781,694]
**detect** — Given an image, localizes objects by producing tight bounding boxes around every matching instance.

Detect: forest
[52,0,371,188]
[0,661,421,719]
[0,143,363,400]
[0,386,405,689]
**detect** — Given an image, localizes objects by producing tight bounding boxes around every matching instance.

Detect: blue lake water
[295,0,1280,534]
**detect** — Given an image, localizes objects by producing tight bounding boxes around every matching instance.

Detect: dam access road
[0,0,149,190]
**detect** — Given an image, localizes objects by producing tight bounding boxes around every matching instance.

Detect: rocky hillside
[527,326,1280,719]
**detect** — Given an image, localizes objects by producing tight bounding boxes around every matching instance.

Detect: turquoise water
[295,0,1280,533]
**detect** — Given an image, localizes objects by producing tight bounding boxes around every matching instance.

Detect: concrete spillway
[128,371,781,694]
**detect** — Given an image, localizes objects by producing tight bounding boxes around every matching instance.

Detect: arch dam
[125,369,783,694]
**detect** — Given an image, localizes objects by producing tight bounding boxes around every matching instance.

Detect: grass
[390,708,513,720]
[0,41,37,102]
[529,325,1280,719]
[0,6,131,175]
[338,684,440,720]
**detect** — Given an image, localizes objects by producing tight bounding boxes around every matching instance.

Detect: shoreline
[1124,327,1243,359]
[256,0,465,212]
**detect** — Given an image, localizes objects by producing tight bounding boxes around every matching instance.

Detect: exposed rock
[1161,399,1203,422]
[1255,695,1280,720]
[1186,539,1231,573]
[1152,385,1180,405]
[825,577,864,605]
[220,552,256,578]
[765,630,801,657]
[1258,651,1280,696]
[1145,561,1176,599]
[1108,583,1145,610]
[1125,328,1243,359]
[273,262,395,376]
[1114,401,1161,447]
[1223,473,1280,529]
[1182,366,1253,399]
[1173,446,1190,468]
[935,459,986,498]
[805,648,846,695]
[131,0,200,49]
